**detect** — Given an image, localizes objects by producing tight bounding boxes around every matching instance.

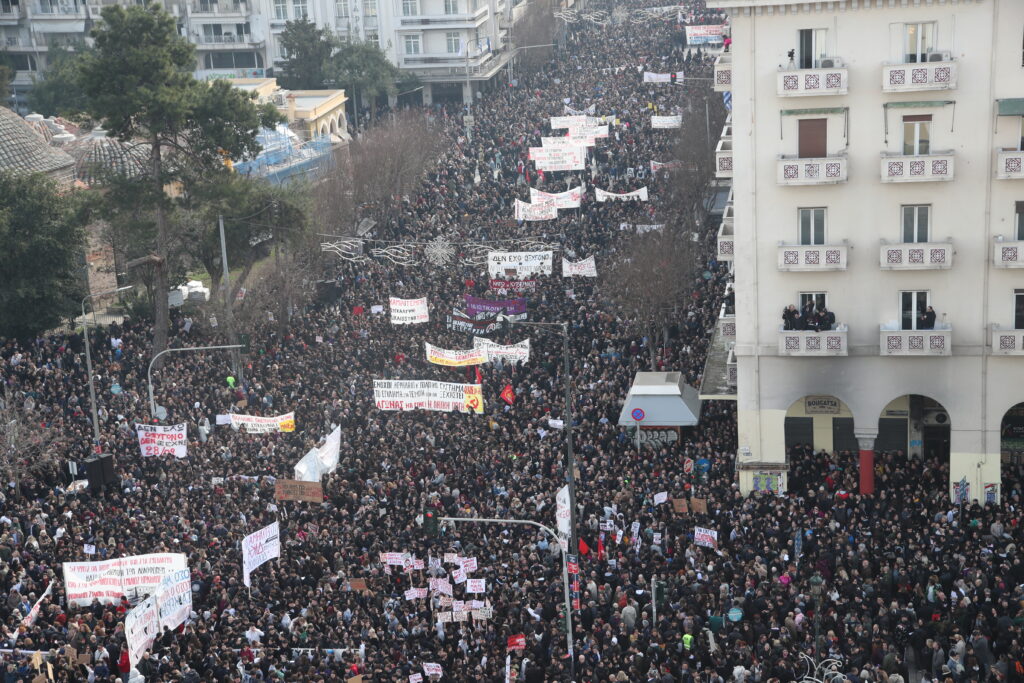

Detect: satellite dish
[155,405,168,421]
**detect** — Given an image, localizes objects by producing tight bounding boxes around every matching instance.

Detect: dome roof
[0,107,75,183]
[70,128,150,186]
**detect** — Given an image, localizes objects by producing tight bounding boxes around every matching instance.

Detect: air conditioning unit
[923,411,950,427]
[927,51,951,62]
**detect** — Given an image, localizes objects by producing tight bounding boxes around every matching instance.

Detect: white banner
[229,412,296,433]
[472,337,531,364]
[694,526,719,549]
[643,72,673,83]
[541,136,581,149]
[568,124,609,141]
[514,198,558,221]
[530,186,584,209]
[424,343,488,367]
[685,23,725,44]
[389,296,429,325]
[293,425,341,482]
[242,521,281,588]
[556,485,571,552]
[550,115,597,129]
[651,115,682,129]
[373,380,484,414]
[125,594,159,668]
[562,256,597,277]
[563,103,596,116]
[63,553,189,606]
[135,423,187,458]
[17,581,52,636]
[156,569,192,632]
[487,251,553,278]
[595,187,649,202]
[529,146,587,171]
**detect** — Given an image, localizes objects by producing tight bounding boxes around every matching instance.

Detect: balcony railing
[714,53,731,92]
[777,62,848,97]
[0,5,25,20]
[726,344,737,387]
[715,137,733,179]
[994,238,1024,267]
[191,0,248,13]
[718,309,736,341]
[995,150,1024,180]
[778,327,848,356]
[195,33,261,45]
[879,326,952,356]
[777,243,848,271]
[880,152,954,183]
[717,204,734,262]
[992,326,1024,355]
[32,2,86,15]
[777,155,848,185]
[882,58,957,93]
[879,241,953,270]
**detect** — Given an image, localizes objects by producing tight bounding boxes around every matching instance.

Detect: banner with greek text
[651,115,682,129]
[489,279,537,294]
[528,146,587,171]
[514,198,558,221]
[242,521,281,588]
[650,160,682,173]
[562,256,597,277]
[63,553,189,606]
[373,380,484,414]
[595,187,649,202]
[530,186,584,209]
[424,343,488,367]
[487,251,553,278]
[685,24,725,44]
[465,295,527,318]
[446,308,502,335]
[156,569,192,632]
[550,115,597,129]
[389,297,429,325]
[643,72,672,83]
[230,412,296,433]
[563,104,596,116]
[125,594,159,668]
[135,423,188,458]
[472,337,531,364]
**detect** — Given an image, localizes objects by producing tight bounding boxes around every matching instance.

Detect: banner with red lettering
[63,553,189,606]
[135,423,188,458]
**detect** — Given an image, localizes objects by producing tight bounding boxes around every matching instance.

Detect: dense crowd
[2,2,1024,683]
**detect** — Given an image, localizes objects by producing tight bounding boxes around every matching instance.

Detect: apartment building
[2,0,511,111]
[708,0,1024,502]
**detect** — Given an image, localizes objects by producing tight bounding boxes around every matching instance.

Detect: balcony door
[797,28,827,69]
[798,119,827,159]
[1015,290,1024,330]
[902,205,930,243]
[903,115,931,156]
[904,22,935,63]
[900,290,930,330]
[798,208,826,245]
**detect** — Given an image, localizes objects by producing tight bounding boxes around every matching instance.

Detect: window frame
[904,21,936,64]
[446,31,461,54]
[444,0,458,14]
[900,290,931,331]
[273,0,287,20]
[1015,289,1024,330]
[901,204,930,243]
[902,116,931,156]
[799,292,828,313]
[401,0,418,16]
[797,207,826,246]
[403,33,420,55]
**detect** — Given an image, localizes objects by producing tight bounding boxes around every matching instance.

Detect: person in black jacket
[818,307,836,331]
[919,306,937,330]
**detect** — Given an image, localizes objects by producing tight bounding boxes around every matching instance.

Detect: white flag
[242,521,281,587]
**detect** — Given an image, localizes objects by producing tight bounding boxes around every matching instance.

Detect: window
[404,34,420,54]
[292,0,307,19]
[900,290,930,330]
[273,0,286,20]
[365,29,379,44]
[236,22,250,38]
[903,115,931,156]
[335,0,348,17]
[1016,202,1024,240]
[446,31,460,54]
[362,0,376,17]
[402,0,417,15]
[205,51,263,69]
[904,22,935,63]
[202,24,223,40]
[444,0,458,14]
[1016,290,1024,330]
[798,208,826,245]
[800,292,827,312]
[902,205,930,243]
[797,28,827,69]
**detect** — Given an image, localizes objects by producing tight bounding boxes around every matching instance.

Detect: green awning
[780,107,847,116]
[884,100,954,109]
[998,98,1024,116]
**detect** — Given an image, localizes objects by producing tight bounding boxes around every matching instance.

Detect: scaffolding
[233,123,335,185]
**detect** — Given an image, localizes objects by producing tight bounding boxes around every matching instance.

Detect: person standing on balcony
[919,306,937,330]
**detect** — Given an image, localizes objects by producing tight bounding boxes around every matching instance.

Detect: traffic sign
[631,408,645,421]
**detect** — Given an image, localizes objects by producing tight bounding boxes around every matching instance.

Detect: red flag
[475,366,482,385]
[352,305,364,315]
[507,634,526,651]
[578,538,590,555]
[500,384,516,405]
[597,537,605,561]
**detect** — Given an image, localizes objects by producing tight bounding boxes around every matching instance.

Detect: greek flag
[722,91,732,111]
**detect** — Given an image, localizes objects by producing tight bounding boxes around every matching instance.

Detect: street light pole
[439,516,575,680]
[81,285,133,450]
[147,345,242,420]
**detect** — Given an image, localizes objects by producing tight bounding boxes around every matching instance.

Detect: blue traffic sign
[631,408,645,421]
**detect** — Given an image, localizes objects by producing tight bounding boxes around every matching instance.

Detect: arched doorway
[1001,403,1024,502]
[784,395,858,494]
[876,394,950,460]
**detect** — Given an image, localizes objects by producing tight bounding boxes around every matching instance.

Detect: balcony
[191,0,249,14]
[879,241,953,270]
[777,62,848,97]
[718,306,735,341]
[399,6,487,27]
[714,53,731,92]
[777,243,848,271]
[882,58,957,93]
[992,326,1024,355]
[778,327,848,356]
[717,204,734,262]
[0,5,25,22]
[726,345,737,387]
[715,137,733,179]
[995,150,1024,180]
[30,2,85,17]
[777,155,848,185]
[194,33,263,47]
[880,152,954,183]
[993,238,1024,267]
[879,326,952,356]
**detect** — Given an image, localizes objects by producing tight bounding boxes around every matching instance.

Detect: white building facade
[709,0,1024,502]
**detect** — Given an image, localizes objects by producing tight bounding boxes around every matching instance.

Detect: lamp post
[809,571,824,660]
[81,285,133,450]
[440,516,575,681]
[147,345,242,420]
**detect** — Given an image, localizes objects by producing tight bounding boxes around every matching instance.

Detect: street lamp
[81,285,133,449]
[147,345,242,420]
[809,572,824,660]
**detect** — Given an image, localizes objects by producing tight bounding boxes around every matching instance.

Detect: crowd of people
[1,2,1023,683]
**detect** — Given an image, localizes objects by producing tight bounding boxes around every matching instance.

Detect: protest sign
[63,553,188,606]
[373,380,484,414]
[242,521,281,588]
[452,568,466,584]
[489,278,538,294]
[514,198,558,221]
[651,115,682,129]
[685,23,725,44]
[125,594,159,667]
[487,251,553,278]
[465,295,527,319]
[473,337,531,364]
[556,485,571,552]
[466,578,486,593]
[389,297,429,325]
[459,556,478,572]
[595,187,649,202]
[507,634,526,651]
[423,663,443,677]
[671,498,688,514]
[135,423,188,458]
[274,479,324,503]
[348,578,370,593]
[446,308,502,335]
[690,498,708,514]
[424,343,488,367]
[653,491,668,505]
[530,185,584,209]
[156,569,192,632]
[694,526,718,549]
[562,256,597,277]
[229,412,296,433]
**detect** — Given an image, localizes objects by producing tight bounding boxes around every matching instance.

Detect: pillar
[423,84,434,106]
[856,433,876,495]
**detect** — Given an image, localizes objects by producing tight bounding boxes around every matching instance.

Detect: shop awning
[780,107,847,116]
[618,372,702,427]
[884,100,954,109]
[998,98,1024,116]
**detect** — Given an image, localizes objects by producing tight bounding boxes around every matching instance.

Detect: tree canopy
[28,42,93,121]
[0,172,87,339]
[325,42,404,118]
[277,19,336,90]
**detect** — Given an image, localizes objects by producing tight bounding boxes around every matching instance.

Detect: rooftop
[0,107,76,184]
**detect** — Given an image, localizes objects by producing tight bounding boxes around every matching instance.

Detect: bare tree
[513,0,556,71]
[0,386,65,493]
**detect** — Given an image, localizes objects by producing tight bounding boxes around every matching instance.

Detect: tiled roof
[0,106,76,181]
